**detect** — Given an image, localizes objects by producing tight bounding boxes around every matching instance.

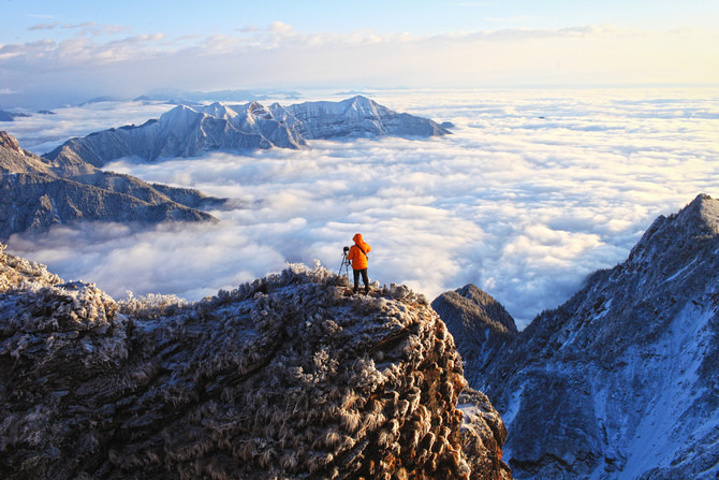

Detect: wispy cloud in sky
[5,88,718,327]
[1,15,717,108]
[27,22,62,31]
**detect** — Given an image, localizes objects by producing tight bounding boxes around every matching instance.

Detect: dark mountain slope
[0,131,223,240]
[432,284,518,385]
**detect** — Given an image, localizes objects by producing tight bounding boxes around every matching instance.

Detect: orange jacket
[347,233,371,270]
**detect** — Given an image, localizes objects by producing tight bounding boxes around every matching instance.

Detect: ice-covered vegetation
[0,246,510,479]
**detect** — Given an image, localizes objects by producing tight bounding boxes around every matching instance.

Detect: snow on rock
[474,193,719,480]
[43,96,450,166]
[279,95,451,139]
[0,247,511,479]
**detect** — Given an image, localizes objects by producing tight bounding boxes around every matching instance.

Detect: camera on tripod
[338,246,351,276]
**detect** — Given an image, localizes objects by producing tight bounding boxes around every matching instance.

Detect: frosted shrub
[119,291,188,319]
[1,259,512,479]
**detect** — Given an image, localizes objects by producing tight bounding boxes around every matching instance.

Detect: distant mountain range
[434,193,719,480]
[135,88,303,103]
[44,96,451,167]
[0,110,31,122]
[0,131,225,240]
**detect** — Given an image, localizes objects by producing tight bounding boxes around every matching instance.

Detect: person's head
[353,233,363,244]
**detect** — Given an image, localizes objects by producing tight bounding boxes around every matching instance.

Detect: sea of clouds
[4,88,719,328]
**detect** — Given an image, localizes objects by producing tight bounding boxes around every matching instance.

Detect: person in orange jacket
[347,233,372,294]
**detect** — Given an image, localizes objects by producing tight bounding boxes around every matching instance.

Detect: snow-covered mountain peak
[675,192,719,234]
[44,97,449,166]
[626,193,719,272]
[247,101,273,119]
[289,95,380,118]
[343,94,380,111]
[158,104,206,130]
[198,101,239,120]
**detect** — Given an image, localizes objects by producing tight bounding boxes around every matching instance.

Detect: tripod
[338,246,351,277]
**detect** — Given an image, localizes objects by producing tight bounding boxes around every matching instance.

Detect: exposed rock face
[0,131,24,153]
[432,285,518,386]
[0,132,224,240]
[0,247,511,479]
[475,194,719,480]
[43,96,451,166]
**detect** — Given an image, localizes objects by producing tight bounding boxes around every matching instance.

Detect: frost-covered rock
[475,193,719,480]
[0,248,511,479]
[43,96,450,166]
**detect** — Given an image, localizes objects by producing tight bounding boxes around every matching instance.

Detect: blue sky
[1,0,718,107]
[4,0,717,38]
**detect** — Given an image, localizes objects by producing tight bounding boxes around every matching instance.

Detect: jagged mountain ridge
[0,245,511,479]
[278,96,451,139]
[0,131,225,240]
[472,193,719,480]
[43,96,451,166]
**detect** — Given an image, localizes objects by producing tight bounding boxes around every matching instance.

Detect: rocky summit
[471,194,719,480]
[431,285,518,387]
[43,96,451,167]
[0,245,511,479]
[0,132,224,240]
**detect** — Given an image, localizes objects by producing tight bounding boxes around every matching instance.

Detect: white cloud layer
[5,88,719,328]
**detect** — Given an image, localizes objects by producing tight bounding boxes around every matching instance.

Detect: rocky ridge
[44,96,451,166]
[0,245,512,479]
[431,285,518,386]
[471,193,719,480]
[0,131,225,240]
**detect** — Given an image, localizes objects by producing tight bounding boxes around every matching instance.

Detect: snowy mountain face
[0,131,224,240]
[43,96,450,166]
[0,248,511,479]
[473,193,719,480]
[279,95,451,139]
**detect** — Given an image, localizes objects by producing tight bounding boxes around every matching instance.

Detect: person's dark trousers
[353,268,369,294]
